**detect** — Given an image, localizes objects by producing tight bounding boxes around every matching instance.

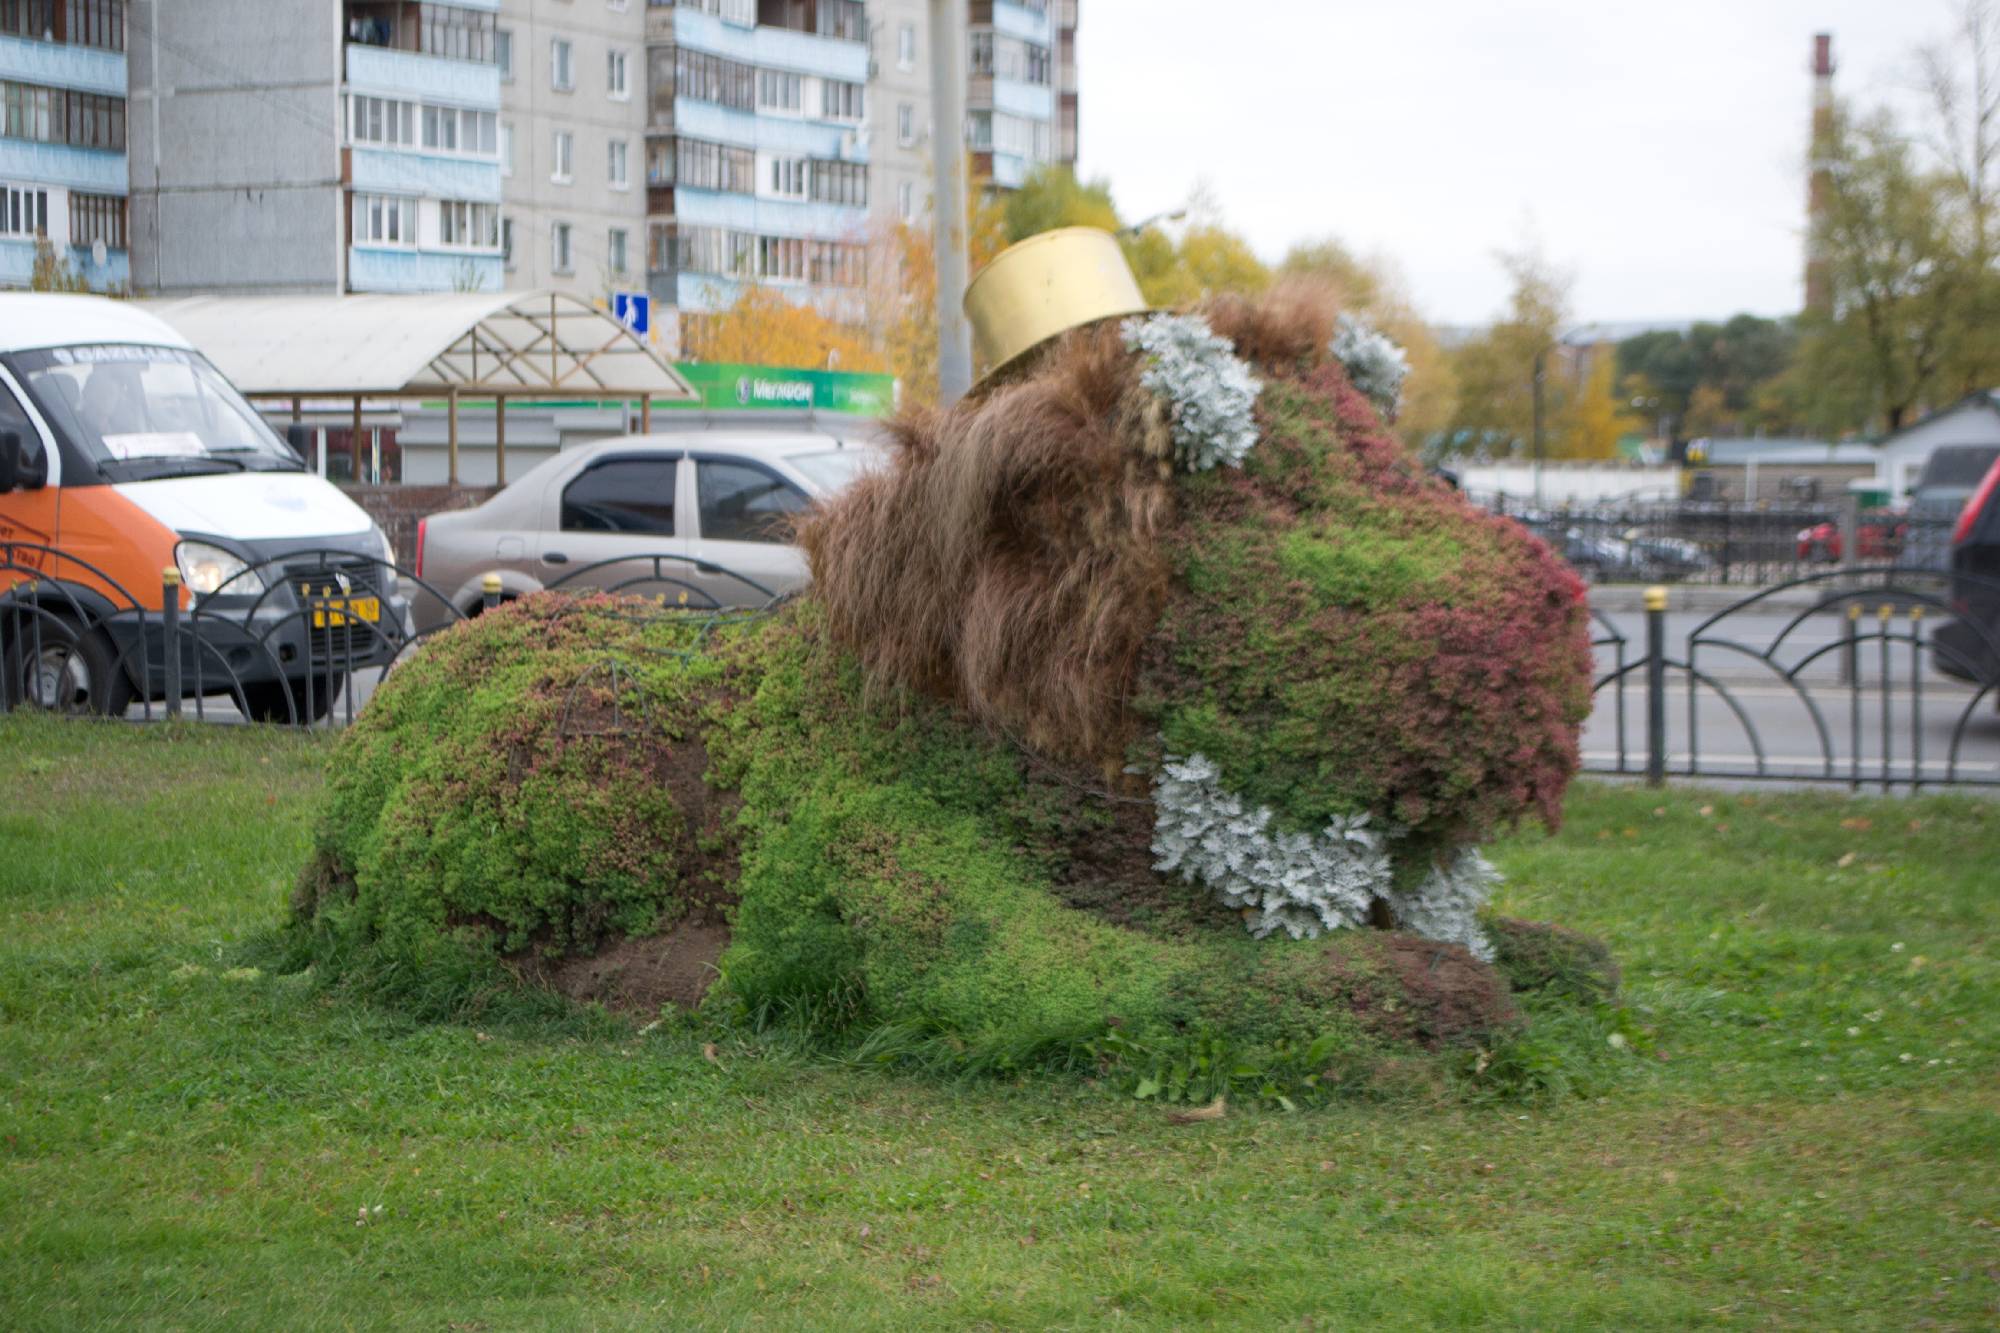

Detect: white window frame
[0,183,50,238]
[897,23,916,71]
[897,180,914,223]
[608,138,629,190]
[551,38,574,92]
[552,221,574,274]
[351,193,415,249]
[897,102,914,148]
[438,199,500,252]
[501,216,515,270]
[767,156,806,199]
[608,226,628,275]
[552,130,574,183]
[607,48,630,101]
[496,28,514,81]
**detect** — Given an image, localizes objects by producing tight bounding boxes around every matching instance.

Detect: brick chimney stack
[1806,33,1837,315]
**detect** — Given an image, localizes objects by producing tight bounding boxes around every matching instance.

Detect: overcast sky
[1077,1,1954,327]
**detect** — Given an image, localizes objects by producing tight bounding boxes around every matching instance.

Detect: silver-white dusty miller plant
[1148,751,1497,956]
[1121,314,1262,472]
[1381,848,1499,961]
[1149,753,1391,940]
[1330,313,1410,420]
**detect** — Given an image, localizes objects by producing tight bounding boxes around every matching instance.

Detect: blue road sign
[613,292,650,337]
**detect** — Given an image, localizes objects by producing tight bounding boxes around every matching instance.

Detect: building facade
[127,0,504,296]
[0,0,130,290]
[496,0,646,301]
[643,0,873,327]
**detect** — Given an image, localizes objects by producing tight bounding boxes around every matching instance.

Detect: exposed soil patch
[530,919,731,1013]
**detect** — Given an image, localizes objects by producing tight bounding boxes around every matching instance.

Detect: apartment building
[127,0,505,295]
[0,0,129,290]
[496,0,646,299]
[643,0,873,326]
[865,0,1075,231]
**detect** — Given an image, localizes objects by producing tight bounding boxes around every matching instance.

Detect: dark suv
[1934,454,2000,689]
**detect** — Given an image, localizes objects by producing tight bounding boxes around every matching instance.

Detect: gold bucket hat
[963,226,1150,387]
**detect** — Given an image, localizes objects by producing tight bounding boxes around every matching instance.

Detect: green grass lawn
[1,715,1995,1330]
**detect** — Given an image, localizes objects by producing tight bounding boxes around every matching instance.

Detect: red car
[1797,516,1906,562]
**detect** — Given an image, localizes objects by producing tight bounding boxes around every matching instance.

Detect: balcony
[346,42,499,108]
[0,31,124,96]
[349,246,502,293]
[668,6,868,84]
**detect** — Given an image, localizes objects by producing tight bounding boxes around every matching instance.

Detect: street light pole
[1531,345,1547,509]
[928,0,974,403]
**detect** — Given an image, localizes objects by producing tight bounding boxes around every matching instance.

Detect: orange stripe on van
[56,487,183,612]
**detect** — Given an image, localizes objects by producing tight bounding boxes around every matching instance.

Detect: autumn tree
[1283,237,1457,449]
[1794,107,1962,434]
[683,284,888,373]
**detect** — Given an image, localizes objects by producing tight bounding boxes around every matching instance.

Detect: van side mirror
[0,430,45,493]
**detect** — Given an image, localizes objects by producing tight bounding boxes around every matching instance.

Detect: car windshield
[786,446,885,495]
[1917,446,2000,492]
[7,343,301,477]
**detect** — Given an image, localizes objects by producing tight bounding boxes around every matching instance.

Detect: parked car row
[0,295,885,719]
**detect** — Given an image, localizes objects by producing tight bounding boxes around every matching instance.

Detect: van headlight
[175,540,267,598]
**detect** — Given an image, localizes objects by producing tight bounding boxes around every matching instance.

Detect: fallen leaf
[1837,851,1858,868]
[702,1043,724,1068]
[1167,1096,1227,1125]
[1841,817,1873,831]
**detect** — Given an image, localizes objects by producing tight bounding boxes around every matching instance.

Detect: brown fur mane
[797,320,1174,770]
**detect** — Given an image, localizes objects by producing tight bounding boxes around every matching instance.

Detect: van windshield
[5,344,302,479]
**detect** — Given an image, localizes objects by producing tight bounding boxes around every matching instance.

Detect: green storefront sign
[662,363,897,417]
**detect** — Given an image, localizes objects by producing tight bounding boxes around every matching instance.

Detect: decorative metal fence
[1586,568,2000,791]
[0,541,779,730]
[1482,497,1956,588]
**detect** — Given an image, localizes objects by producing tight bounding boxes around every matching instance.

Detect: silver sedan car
[411,425,885,629]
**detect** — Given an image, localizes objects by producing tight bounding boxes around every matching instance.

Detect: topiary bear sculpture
[295,280,1598,1074]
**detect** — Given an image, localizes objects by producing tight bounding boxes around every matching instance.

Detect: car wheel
[239,673,347,725]
[2,613,134,716]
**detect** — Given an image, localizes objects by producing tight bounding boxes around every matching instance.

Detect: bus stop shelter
[139,291,696,486]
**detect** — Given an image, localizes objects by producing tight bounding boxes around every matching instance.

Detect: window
[608,138,629,188]
[969,30,993,75]
[608,227,628,275]
[897,181,913,222]
[350,95,416,147]
[896,102,914,147]
[552,221,573,272]
[351,193,415,247]
[1026,42,1051,86]
[439,200,500,249]
[551,38,573,91]
[501,216,515,269]
[496,28,514,80]
[756,70,802,114]
[562,458,677,534]
[1,82,126,151]
[756,236,805,281]
[69,191,126,250]
[674,137,755,194]
[66,0,124,52]
[674,49,754,112]
[0,182,48,237]
[552,130,573,182]
[820,79,863,122]
[697,460,808,544]
[348,4,497,63]
[420,105,496,156]
[768,157,805,199]
[499,121,513,175]
[809,159,867,207]
[0,2,54,43]
[607,48,630,99]
[897,23,916,70]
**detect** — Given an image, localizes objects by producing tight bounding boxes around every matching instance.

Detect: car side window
[560,458,677,534]
[696,460,807,544]
[0,382,38,452]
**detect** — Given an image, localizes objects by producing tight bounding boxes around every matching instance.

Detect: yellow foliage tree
[1554,350,1640,460]
[682,283,888,373]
